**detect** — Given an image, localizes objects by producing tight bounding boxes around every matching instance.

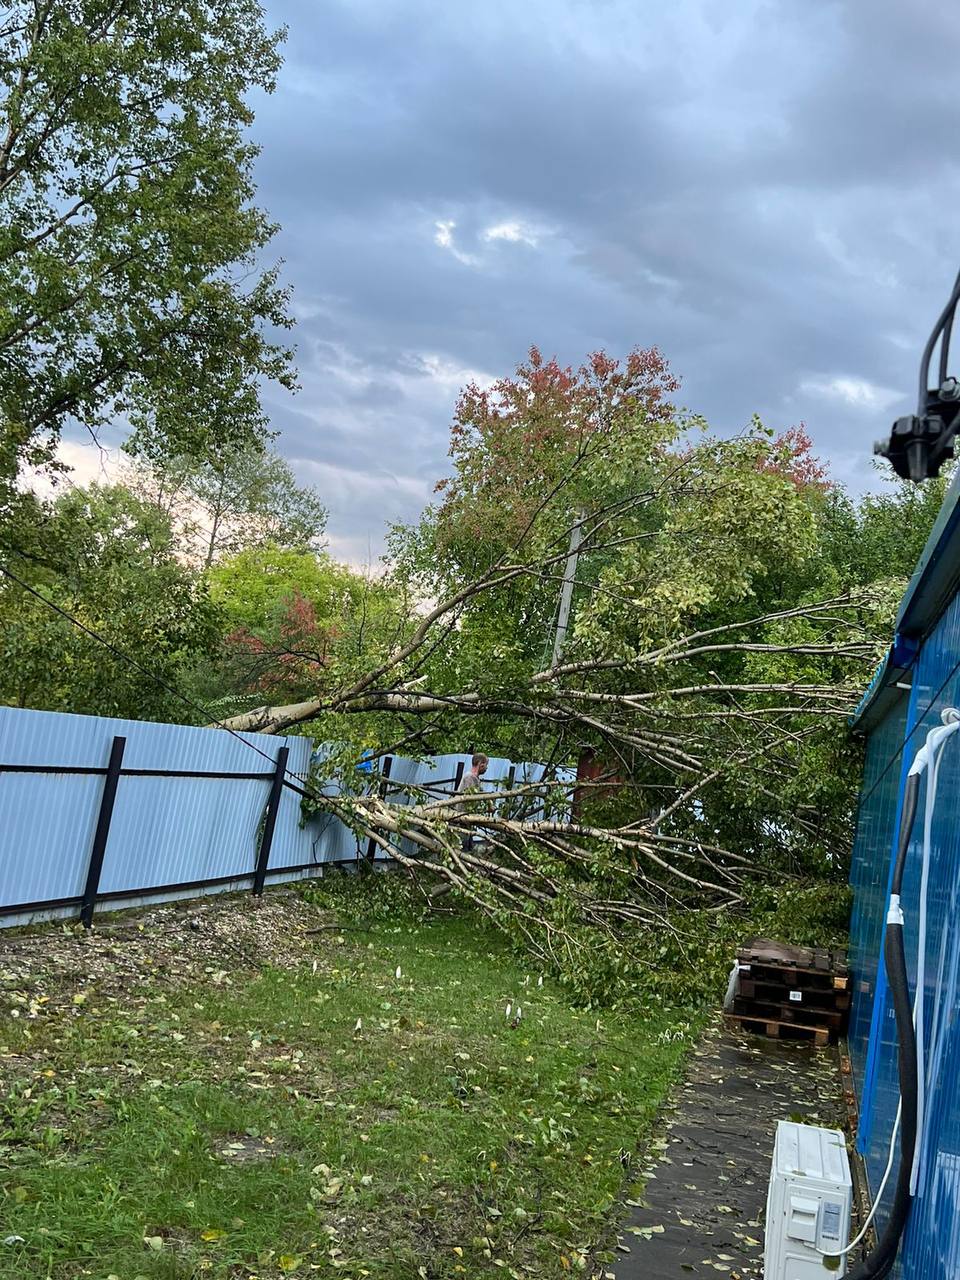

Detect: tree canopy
[0,483,221,718]
[123,441,328,569]
[0,0,294,523]
[208,347,909,994]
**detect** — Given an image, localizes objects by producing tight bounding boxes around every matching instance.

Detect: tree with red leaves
[762,425,833,494]
[435,345,679,562]
[214,347,888,989]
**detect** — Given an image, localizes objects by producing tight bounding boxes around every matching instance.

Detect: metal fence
[0,705,570,929]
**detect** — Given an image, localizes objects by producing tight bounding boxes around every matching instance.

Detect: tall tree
[213,349,887,982]
[124,443,328,568]
[0,0,294,523]
[0,483,221,719]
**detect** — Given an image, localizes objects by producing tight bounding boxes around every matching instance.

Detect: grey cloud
[248,0,960,559]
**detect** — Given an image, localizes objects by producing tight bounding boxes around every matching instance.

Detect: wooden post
[552,515,584,665]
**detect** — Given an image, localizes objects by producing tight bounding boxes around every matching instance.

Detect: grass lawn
[0,884,695,1280]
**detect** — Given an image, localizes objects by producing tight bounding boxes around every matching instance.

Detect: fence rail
[0,706,571,929]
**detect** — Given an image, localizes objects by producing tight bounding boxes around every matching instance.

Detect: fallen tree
[213,349,889,993]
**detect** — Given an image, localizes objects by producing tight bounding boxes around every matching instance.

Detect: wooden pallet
[737,939,849,990]
[732,995,846,1030]
[730,938,849,1044]
[738,975,851,1010]
[725,1011,831,1047]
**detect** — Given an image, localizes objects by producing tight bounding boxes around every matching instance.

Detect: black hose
[890,773,920,900]
[919,274,960,408]
[846,771,921,1279]
[938,268,960,389]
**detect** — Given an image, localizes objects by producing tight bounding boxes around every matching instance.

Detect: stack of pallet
[725,939,850,1046]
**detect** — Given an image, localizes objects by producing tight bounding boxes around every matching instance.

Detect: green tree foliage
[821,464,953,587]
[205,544,404,720]
[124,441,328,568]
[0,484,220,718]
[388,355,883,875]
[218,350,895,988]
[0,0,294,516]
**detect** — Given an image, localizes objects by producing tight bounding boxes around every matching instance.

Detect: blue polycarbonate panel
[847,691,910,1097]
[850,586,960,1277]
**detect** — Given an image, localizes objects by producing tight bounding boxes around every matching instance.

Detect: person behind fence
[457,752,488,851]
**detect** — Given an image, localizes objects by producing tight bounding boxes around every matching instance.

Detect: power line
[0,559,289,773]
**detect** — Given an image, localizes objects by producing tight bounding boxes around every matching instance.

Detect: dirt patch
[215,1132,289,1163]
[0,887,336,1006]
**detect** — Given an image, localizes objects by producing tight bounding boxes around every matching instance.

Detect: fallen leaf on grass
[279,1256,302,1273]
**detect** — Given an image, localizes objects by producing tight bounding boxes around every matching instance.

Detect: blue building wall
[849,588,960,1277]
[847,690,910,1099]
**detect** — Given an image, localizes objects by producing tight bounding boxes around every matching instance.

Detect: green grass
[0,893,694,1280]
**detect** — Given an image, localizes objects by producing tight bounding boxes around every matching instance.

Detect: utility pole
[551,515,584,666]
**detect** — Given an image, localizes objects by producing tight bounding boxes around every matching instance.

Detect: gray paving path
[611,1022,846,1279]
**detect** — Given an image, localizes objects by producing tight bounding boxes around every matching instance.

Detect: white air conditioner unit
[764,1120,853,1279]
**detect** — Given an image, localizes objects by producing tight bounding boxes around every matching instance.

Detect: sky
[65,0,960,563]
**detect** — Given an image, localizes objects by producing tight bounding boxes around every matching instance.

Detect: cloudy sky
[69,0,960,562]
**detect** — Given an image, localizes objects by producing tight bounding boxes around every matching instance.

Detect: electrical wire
[831,1102,902,1259]
[0,559,289,773]
[816,712,959,1274]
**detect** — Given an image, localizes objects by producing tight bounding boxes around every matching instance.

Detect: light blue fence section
[0,706,570,928]
[0,705,314,924]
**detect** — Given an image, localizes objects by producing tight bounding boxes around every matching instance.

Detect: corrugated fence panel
[0,706,117,908]
[0,773,99,905]
[299,747,365,866]
[0,707,563,925]
[0,707,315,917]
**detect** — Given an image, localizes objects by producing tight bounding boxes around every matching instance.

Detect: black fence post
[80,735,126,929]
[253,745,289,897]
[364,755,393,864]
[505,764,516,817]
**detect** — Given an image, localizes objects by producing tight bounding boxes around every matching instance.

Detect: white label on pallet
[789,990,802,1002]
